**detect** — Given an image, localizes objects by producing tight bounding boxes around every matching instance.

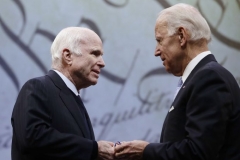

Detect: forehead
[80,36,103,53]
[155,20,168,37]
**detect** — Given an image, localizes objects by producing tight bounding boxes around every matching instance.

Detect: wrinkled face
[155,21,185,76]
[70,35,105,89]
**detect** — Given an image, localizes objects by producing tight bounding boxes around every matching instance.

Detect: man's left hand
[114,140,149,160]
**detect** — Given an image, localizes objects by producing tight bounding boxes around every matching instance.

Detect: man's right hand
[97,141,115,160]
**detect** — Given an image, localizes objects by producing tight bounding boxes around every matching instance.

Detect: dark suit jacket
[11,70,98,160]
[143,55,240,160]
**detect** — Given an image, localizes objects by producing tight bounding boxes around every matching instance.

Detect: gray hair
[50,27,90,68]
[157,3,211,43]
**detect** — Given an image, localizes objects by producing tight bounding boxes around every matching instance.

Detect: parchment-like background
[1,0,240,159]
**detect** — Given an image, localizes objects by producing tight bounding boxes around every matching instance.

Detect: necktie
[173,77,183,100]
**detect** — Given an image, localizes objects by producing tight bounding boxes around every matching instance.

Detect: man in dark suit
[115,3,240,160]
[11,27,114,160]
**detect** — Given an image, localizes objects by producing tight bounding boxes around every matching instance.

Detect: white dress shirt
[182,51,212,83]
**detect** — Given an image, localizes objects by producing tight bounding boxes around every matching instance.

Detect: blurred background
[1,0,240,159]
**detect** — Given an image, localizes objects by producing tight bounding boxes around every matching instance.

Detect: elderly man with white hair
[11,27,115,160]
[115,3,240,160]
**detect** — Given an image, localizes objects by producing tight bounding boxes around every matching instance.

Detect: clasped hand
[97,140,149,160]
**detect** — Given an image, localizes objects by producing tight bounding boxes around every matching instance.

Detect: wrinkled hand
[97,141,115,160]
[114,140,149,160]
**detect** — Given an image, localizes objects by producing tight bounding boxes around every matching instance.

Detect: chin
[90,79,98,85]
[82,82,97,88]
[165,67,171,73]
[87,76,98,85]
[91,82,97,85]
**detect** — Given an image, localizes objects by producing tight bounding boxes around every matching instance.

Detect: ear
[178,27,187,47]
[62,49,72,66]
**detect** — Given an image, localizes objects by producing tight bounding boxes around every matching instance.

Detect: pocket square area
[169,106,174,112]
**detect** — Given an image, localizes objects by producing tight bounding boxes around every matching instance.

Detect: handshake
[97,140,149,160]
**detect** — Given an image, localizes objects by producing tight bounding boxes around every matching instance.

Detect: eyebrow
[155,37,163,41]
[91,49,104,55]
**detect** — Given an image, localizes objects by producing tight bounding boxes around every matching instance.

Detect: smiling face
[68,32,105,89]
[155,20,187,76]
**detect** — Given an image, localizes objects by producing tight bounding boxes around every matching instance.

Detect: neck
[53,66,81,90]
[178,40,208,76]
[188,40,209,57]
[186,40,209,61]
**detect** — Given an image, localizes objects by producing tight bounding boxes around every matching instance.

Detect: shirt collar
[53,70,79,96]
[182,51,212,83]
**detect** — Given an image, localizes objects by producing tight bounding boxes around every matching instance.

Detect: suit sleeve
[143,69,233,160]
[11,78,98,160]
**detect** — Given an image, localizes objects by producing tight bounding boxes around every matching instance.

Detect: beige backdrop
[0,0,240,159]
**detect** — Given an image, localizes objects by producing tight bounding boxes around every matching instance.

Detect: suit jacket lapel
[46,70,93,139]
[77,97,95,140]
[184,54,217,84]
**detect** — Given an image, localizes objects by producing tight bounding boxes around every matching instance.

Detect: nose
[155,45,161,57]
[98,56,105,68]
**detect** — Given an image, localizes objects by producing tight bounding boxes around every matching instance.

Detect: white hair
[50,27,92,68]
[157,3,211,43]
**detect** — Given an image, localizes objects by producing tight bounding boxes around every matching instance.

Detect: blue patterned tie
[173,77,183,100]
